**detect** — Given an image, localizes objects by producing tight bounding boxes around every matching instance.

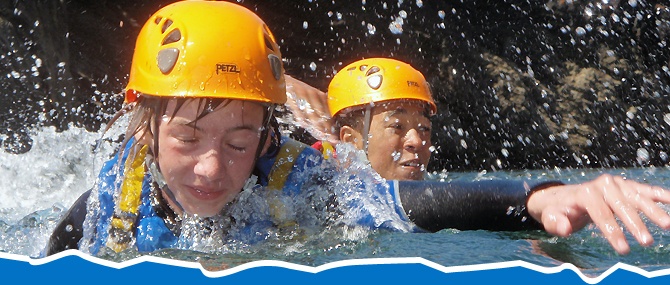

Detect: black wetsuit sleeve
[45,189,91,256]
[397,180,561,232]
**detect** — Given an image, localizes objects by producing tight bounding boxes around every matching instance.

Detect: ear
[340,125,364,150]
[259,132,273,157]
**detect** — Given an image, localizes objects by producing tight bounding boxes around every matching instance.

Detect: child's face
[365,101,432,180]
[153,99,266,217]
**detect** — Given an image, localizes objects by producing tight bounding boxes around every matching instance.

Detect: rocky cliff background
[2,0,670,172]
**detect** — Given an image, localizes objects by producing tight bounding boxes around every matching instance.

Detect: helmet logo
[407,80,419,87]
[216,63,241,74]
[268,54,282,80]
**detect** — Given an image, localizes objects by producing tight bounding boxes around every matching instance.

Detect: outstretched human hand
[285,75,338,143]
[527,174,670,255]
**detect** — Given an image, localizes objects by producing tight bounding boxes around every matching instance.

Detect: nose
[404,128,425,151]
[193,150,225,181]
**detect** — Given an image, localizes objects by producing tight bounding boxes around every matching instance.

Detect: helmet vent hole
[367,74,383,90]
[264,36,275,52]
[154,16,162,24]
[365,66,381,76]
[161,19,173,33]
[359,65,368,71]
[157,48,179,74]
[268,54,282,80]
[162,29,182,45]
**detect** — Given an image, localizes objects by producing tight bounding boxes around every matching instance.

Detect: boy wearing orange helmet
[326,58,436,181]
[45,0,323,255]
[305,57,670,254]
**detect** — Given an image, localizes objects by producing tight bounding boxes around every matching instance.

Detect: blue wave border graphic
[2,251,670,285]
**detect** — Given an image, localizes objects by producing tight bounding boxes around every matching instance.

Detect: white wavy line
[2,251,669,283]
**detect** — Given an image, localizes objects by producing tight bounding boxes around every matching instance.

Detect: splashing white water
[0,121,124,257]
[0,125,119,221]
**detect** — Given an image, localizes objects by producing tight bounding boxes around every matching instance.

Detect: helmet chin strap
[254,105,274,163]
[362,104,372,153]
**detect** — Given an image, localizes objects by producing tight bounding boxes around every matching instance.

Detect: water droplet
[309,62,317,71]
[438,10,445,19]
[391,151,401,161]
[389,17,404,34]
[303,21,309,29]
[637,148,650,163]
[585,8,593,17]
[366,23,376,35]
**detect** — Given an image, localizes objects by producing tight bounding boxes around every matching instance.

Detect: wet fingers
[584,193,631,254]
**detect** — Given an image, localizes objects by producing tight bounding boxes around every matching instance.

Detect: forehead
[372,100,431,118]
[162,98,266,128]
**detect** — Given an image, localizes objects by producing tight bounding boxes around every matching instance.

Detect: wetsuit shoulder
[45,189,91,256]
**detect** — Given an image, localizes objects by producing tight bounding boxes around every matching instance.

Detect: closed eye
[227,144,247,152]
[175,135,198,144]
[389,123,403,130]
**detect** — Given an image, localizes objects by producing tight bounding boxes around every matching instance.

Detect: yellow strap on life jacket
[320,141,335,160]
[119,145,148,216]
[107,144,148,252]
[266,139,307,231]
[267,139,306,191]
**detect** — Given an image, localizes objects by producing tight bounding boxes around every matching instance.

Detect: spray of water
[0,121,124,257]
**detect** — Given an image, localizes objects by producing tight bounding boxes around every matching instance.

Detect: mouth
[187,186,226,201]
[399,160,423,169]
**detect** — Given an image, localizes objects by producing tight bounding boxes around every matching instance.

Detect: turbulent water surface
[1,126,670,276]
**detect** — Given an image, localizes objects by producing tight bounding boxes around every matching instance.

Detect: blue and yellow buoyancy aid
[89,136,323,254]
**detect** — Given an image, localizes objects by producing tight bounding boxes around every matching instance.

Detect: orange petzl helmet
[124,0,286,104]
[327,58,436,117]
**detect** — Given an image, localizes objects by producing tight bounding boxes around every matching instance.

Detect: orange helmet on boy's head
[124,0,286,105]
[327,58,437,117]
